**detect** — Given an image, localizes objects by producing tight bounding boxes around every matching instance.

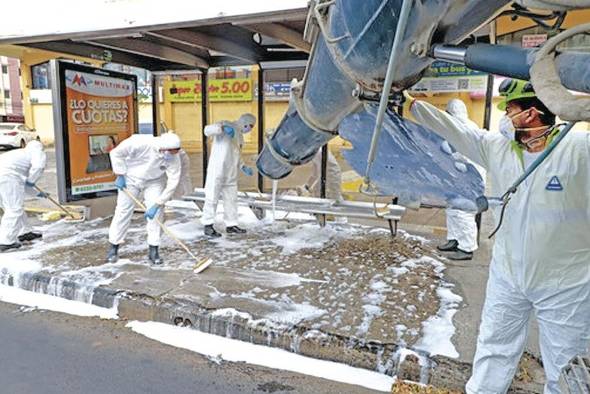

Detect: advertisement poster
[164,78,253,102]
[410,61,487,93]
[53,61,137,202]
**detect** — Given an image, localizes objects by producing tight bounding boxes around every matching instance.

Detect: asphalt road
[0,300,378,394]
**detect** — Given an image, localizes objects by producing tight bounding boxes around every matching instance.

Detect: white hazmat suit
[201,113,255,228]
[108,133,181,246]
[444,99,486,253]
[0,140,46,246]
[410,99,590,394]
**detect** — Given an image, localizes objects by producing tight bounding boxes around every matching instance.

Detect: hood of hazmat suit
[410,98,590,393]
[0,140,47,184]
[109,134,181,205]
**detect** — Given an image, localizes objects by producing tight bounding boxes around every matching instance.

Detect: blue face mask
[162,151,174,161]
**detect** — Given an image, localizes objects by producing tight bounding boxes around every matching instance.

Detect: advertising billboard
[410,61,488,94]
[51,61,138,202]
[163,78,253,102]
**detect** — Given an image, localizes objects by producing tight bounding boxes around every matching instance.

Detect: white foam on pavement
[0,284,118,319]
[127,320,395,392]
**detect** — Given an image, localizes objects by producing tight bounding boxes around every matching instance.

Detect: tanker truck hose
[517,0,590,9]
[529,22,590,122]
[361,0,413,196]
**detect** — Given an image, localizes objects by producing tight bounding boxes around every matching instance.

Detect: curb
[5,270,540,392]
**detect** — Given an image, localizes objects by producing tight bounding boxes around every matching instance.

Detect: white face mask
[499,115,516,141]
[162,151,174,161]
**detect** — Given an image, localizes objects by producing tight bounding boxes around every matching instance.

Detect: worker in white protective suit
[302,148,343,201]
[201,113,256,238]
[0,140,47,251]
[437,99,486,260]
[407,79,590,394]
[107,132,182,264]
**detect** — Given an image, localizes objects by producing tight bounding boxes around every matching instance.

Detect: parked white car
[0,123,39,149]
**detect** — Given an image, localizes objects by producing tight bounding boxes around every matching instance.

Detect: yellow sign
[164,78,253,102]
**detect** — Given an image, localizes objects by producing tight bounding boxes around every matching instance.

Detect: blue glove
[144,204,161,220]
[25,181,36,188]
[241,165,254,177]
[222,125,235,139]
[115,175,126,190]
[36,191,49,199]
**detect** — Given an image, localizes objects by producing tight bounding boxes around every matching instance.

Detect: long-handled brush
[33,185,85,223]
[121,188,212,273]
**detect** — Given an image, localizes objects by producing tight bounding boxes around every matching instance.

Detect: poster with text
[64,69,136,197]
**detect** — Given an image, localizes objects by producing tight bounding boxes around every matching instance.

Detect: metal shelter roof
[0,1,310,71]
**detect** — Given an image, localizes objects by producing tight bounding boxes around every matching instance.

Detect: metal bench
[184,188,406,237]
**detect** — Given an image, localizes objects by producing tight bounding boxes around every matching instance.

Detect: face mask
[499,115,516,140]
[162,151,174,161]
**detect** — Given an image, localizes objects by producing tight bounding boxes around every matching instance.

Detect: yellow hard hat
[497,78,537,111]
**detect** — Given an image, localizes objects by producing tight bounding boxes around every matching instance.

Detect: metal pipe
[151,74,159,136]
[431,45,467,64]
[364,0,413,183]
[200,69,209,188]
[257,67,265,193]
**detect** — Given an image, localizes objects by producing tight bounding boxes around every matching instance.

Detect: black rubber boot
[18,232,42,242]
[204,224,221,238]
[0,242,21,252]
[226,226,246,234]
[437,239,458,252]
[447,249,474,261]
[106,243,119,263]
[148,245,163,265]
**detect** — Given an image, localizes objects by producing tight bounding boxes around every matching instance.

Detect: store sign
[264,82,291,100]
[164,78,253,102]
[522,34,548,48]
[410,61,487,93]
[52,61,137,202]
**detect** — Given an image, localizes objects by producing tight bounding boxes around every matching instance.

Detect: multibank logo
[65,70,133,97]
[71,73,89,87]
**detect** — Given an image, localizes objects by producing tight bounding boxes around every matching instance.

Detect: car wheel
[20,139,26,148]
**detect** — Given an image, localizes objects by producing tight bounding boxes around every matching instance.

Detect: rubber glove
[36,190,49,198]
[241,165,254,176]
[144,204,161,220]
[25,181,36,188]
[115,175,127,190]
[223,125,235,139]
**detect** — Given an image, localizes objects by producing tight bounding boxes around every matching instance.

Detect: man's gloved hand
[25,181,36,188]
[144,204,161,220]
[115,175,126,190]
[241,165,254,176]
[36,190,49,199]
[223,125,235,139]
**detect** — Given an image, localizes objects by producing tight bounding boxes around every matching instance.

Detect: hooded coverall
[0,141,46,245]
[201,114,254,227]
[108,134,181,246]
[411,99,590,394]
[444,99,486,253]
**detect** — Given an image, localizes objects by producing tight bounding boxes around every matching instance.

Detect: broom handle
[33,185,77,220]
[122,188,202,262]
